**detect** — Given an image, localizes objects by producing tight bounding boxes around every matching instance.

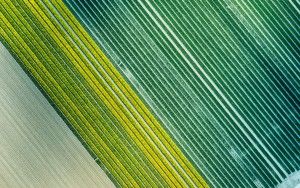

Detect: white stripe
[138,0,287,180]
[289,0,300,14]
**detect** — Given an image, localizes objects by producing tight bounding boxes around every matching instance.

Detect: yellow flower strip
[0,0,209,187]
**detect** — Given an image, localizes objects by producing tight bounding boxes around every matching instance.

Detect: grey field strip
[0,42,115,188]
